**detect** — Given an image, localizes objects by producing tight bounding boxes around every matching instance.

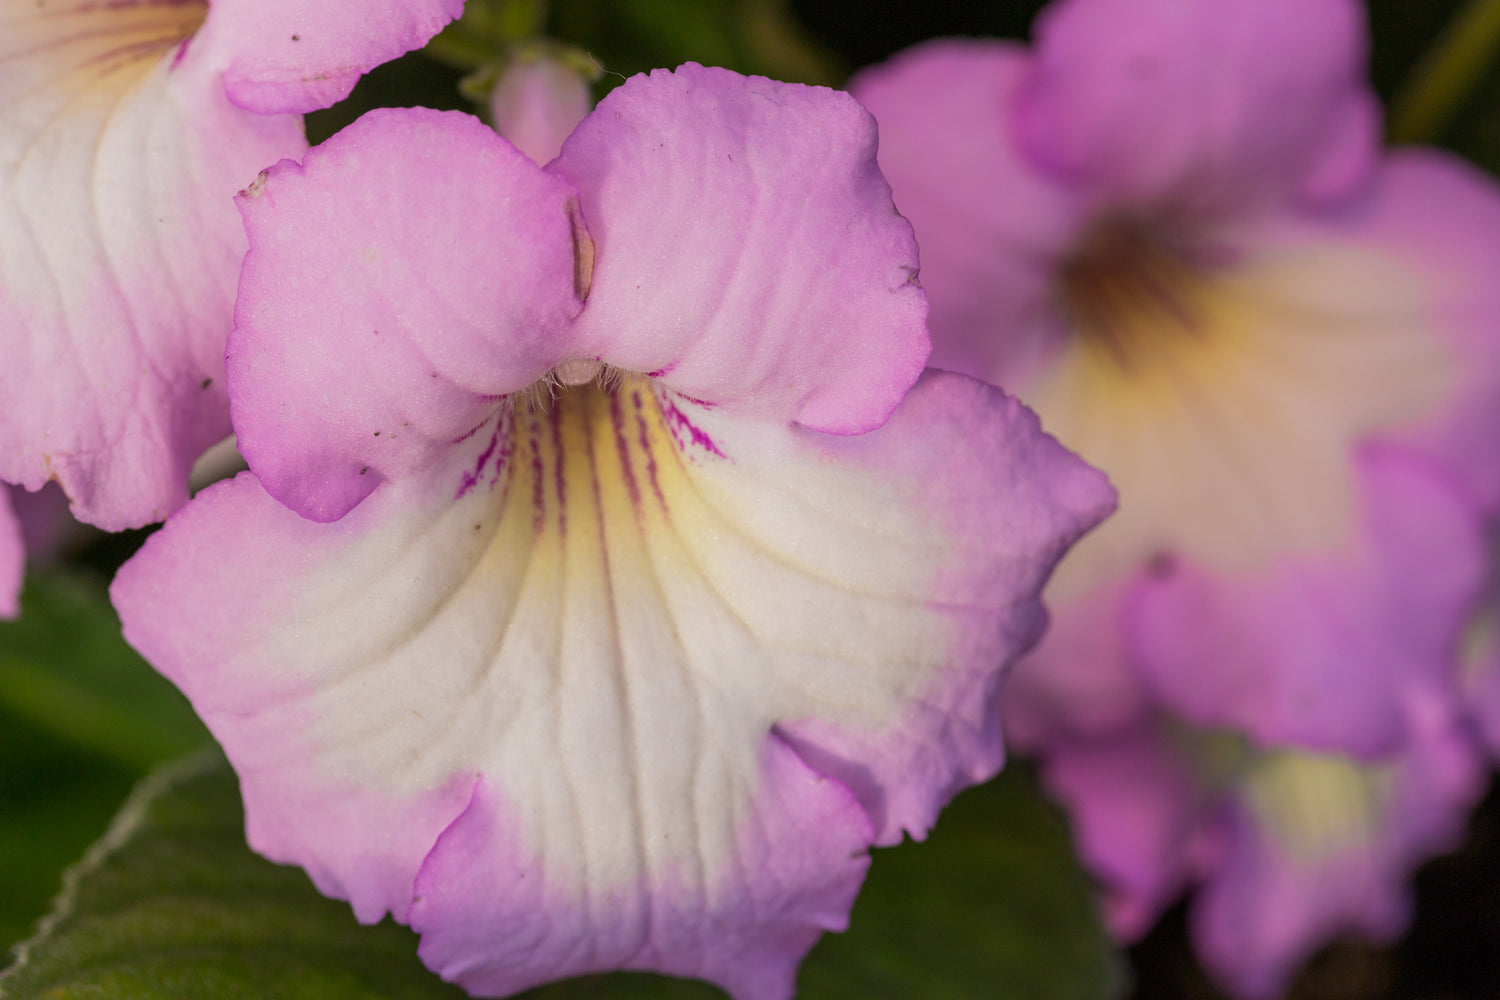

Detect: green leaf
[0,714,136,952]
[0,571,209,771]
[5,750,1123,1000]
[0,750,470,1000]
[798,765,1130,1000]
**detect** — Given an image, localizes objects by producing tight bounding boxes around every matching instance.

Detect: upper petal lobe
[557,64,930,434]
[229,108,584,522]
[1015,0,1379,215]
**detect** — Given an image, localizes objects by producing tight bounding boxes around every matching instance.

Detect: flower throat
[1055,217,1225,375]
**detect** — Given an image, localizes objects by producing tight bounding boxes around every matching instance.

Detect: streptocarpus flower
[112,66,1115,1000]
[0,0,464,530]
[851,0,1500,758]
[1043,699,1482,999]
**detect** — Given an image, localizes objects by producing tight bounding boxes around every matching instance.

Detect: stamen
[566,197,595,300]
[555,357,603,386]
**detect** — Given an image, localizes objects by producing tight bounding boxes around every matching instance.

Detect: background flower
[853,0,1500,992]
[0,0,464,532]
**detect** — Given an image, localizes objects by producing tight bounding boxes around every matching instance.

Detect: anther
[555,357,603,387]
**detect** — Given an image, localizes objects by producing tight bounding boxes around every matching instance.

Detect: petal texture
[0,0,305,528]
[193,0,465,114]
[115,371,1112,999]
[557,64,929,434]
[229,108,584,522]
[1016,0,1379,215]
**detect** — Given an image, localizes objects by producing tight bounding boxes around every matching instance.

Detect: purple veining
[549,404,567,536]
[455,424,502,501]
[660,394,726,460]
[450,418,490,446]
[529,429,545,534]
[608,392,642,509]
[486,423,513,493]
[171,31,193,68]
[632,390,666,508]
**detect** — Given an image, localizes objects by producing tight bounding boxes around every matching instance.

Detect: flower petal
[114,371,1112,998]
[1015,0,1380,216]
[0,0,306,528]
[1128,447,1487,755]
[411,742,871,1000]
[0,487,22,619]
[1000,579,1154,748]
[1023,216,1458,593]
[556,64,930,434]
[1294,151,1500,515]
[192,0,464,115]
[849,40,1086,388]
[229,107,584,522]
[1040,722,1215,941]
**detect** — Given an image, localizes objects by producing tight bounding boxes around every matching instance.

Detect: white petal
[116,372,1109,996]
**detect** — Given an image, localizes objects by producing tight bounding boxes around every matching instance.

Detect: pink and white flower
[113,65,1115,1000]
[0,0,464,531]
[852,0,1500,759]
[853,0,1500,990]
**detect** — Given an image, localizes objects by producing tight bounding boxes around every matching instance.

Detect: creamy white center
[1027,217,1451,597]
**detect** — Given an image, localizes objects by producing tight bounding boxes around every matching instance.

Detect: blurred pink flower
[854,0,1500,759]
[1043,697,1482,998]
[855,0,1500,991]
[487,50,594,165]
[0,487,19,618]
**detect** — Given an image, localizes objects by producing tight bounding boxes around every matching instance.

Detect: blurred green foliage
[1,752,1121,1000]
[0,572,209,954]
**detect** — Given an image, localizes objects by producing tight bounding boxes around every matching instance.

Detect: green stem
[1390,0,1500,144]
